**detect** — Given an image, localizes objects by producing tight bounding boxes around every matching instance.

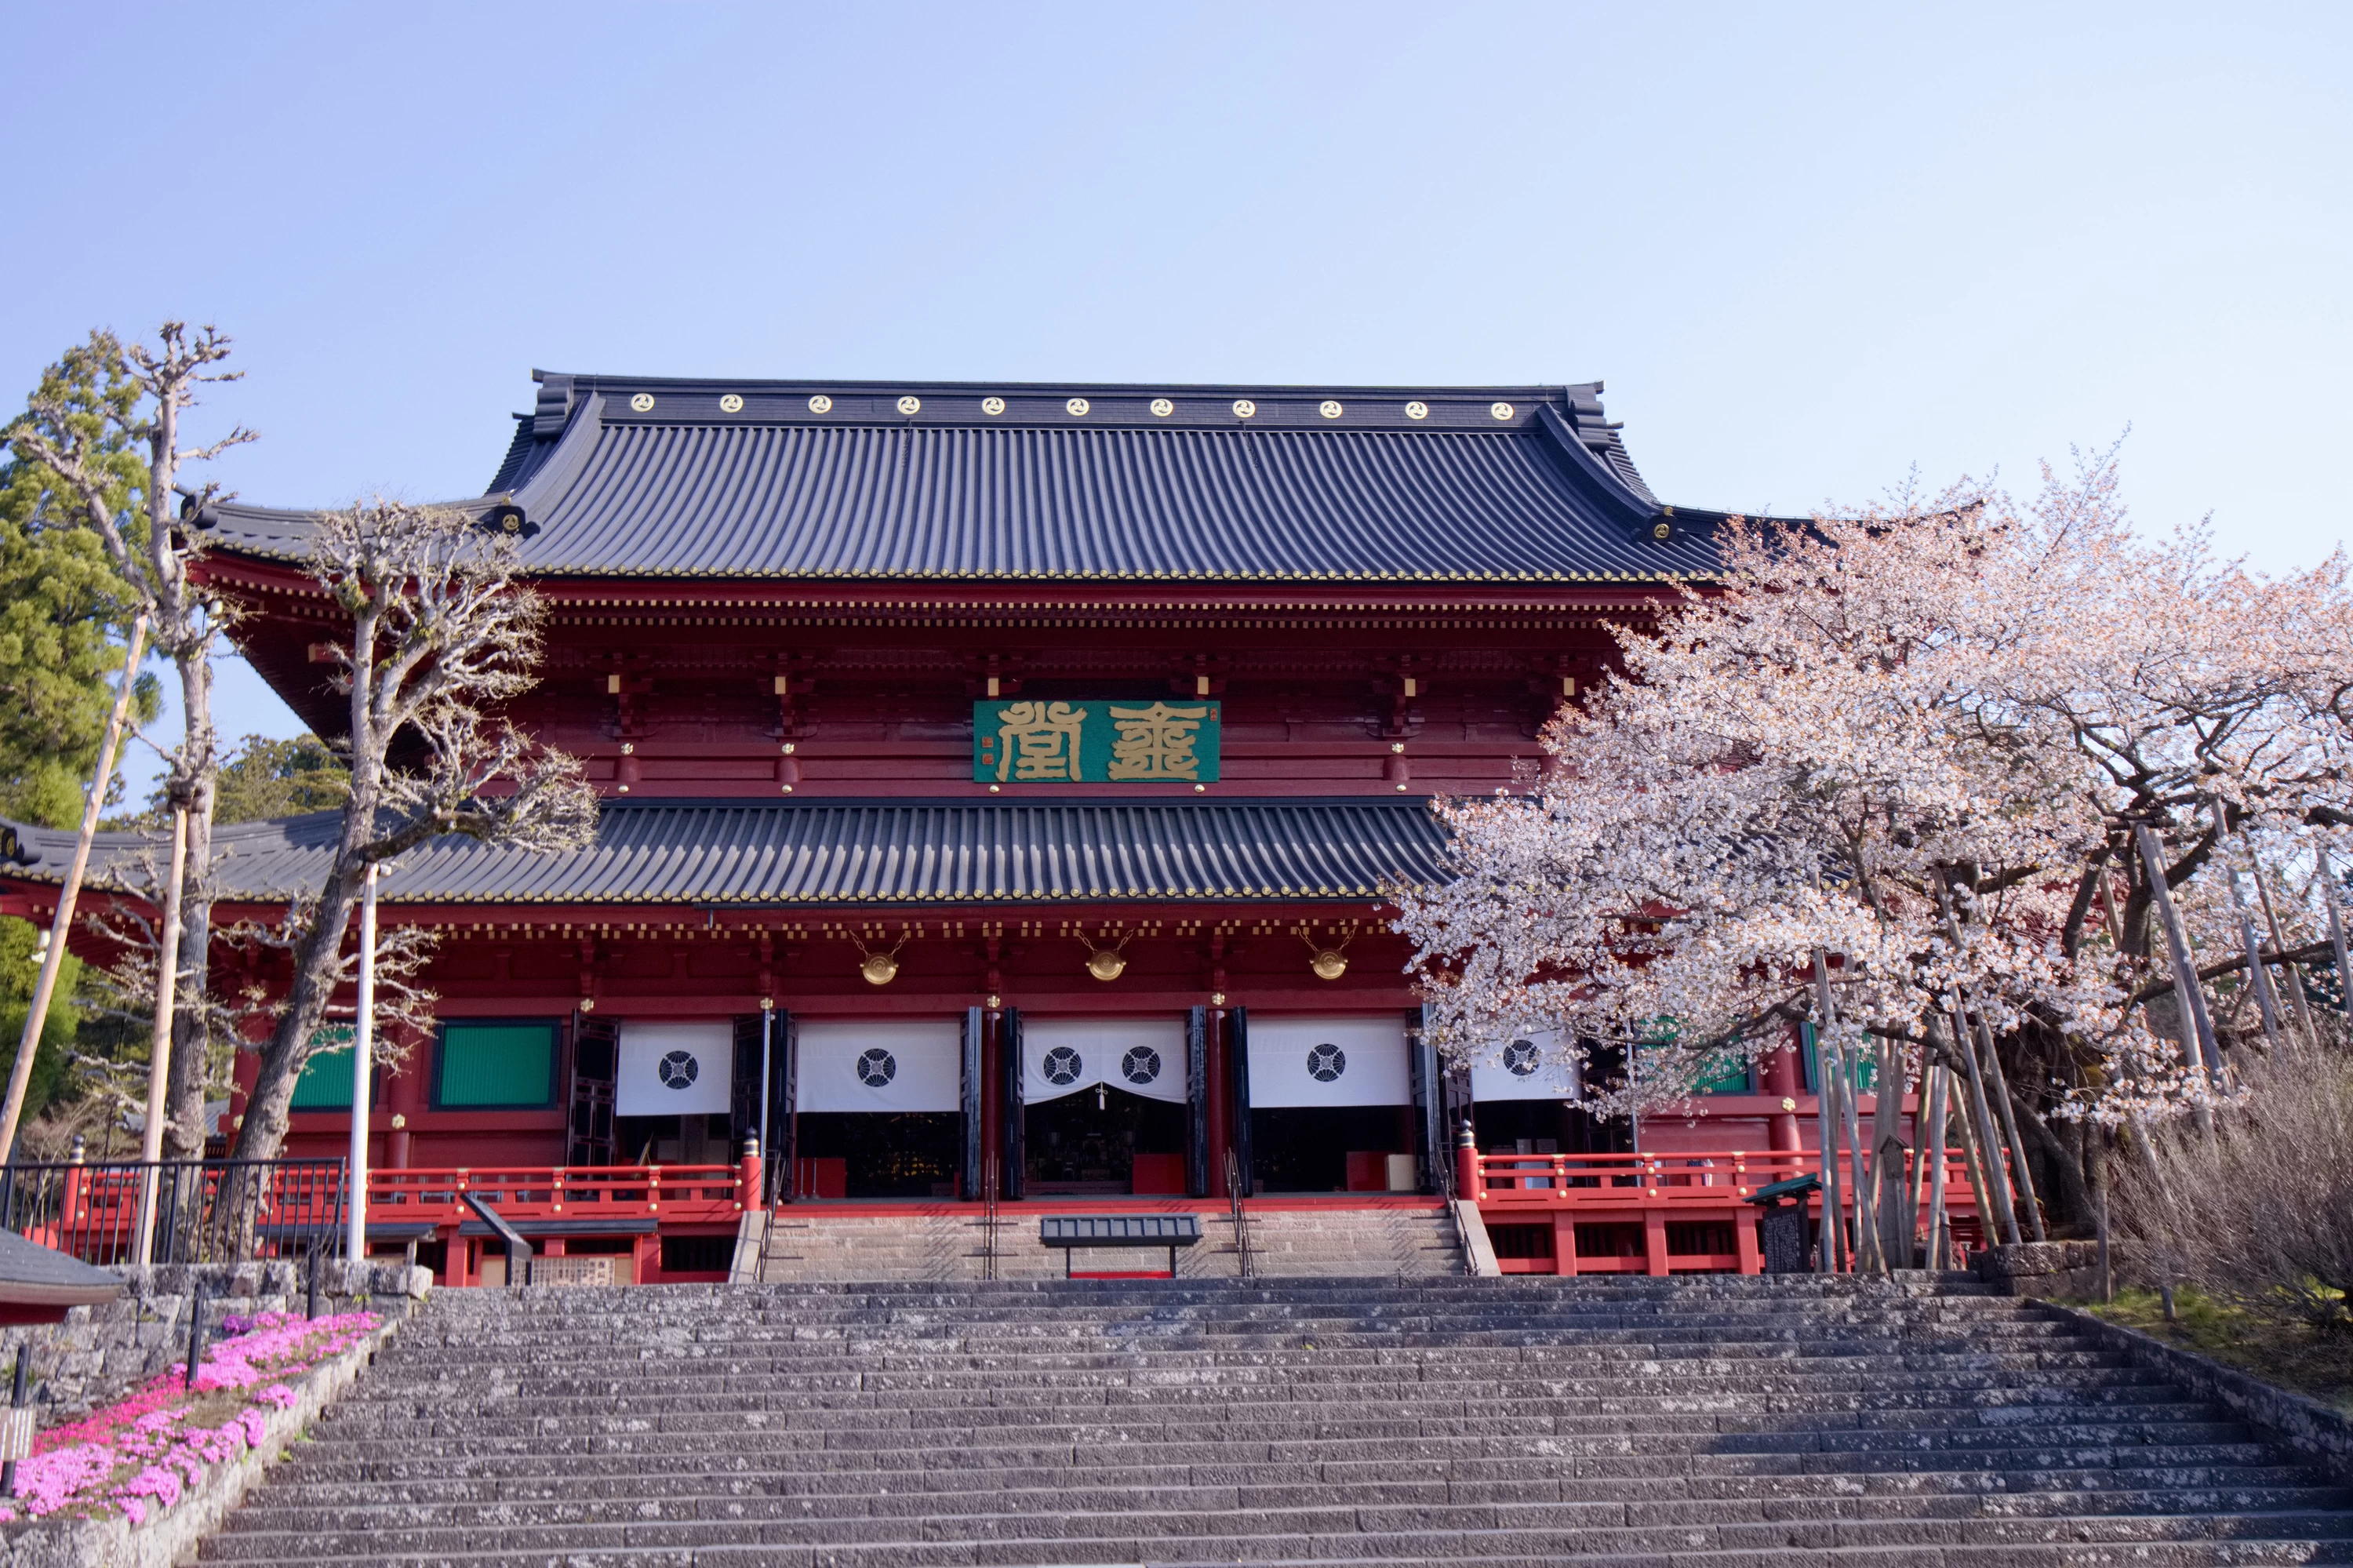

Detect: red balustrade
[365,1159,757,1228]
[1457,1145,1980,1277]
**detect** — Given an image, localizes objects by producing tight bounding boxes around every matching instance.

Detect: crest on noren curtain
[616,1022,733,1116]
[1020,1018,1188,1105]
[855,1049,897,1088]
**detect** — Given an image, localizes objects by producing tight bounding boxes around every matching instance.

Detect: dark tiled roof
[2,799,1448,908]
[201,376,1723,584]
[0,1228,125,1300]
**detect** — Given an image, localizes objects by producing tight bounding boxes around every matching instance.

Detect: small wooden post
[0,1344,31,1498]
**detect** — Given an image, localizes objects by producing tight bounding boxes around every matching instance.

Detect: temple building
[1,376,1902,1282]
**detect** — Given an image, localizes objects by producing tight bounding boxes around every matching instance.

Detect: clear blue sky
[4,3,2347,799]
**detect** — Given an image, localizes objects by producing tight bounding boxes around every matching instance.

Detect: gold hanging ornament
[1302,932,1353,981]
[1081,931,1134,982]
[853,933,907,987]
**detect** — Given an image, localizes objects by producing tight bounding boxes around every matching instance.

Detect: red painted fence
[1460,1146,1982,1276]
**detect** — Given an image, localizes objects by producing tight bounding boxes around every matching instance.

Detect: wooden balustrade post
[737,1134,762,1215]
[1454,1121,1483,1202]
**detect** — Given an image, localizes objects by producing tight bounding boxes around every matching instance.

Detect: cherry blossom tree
[1392,451,2353,1241]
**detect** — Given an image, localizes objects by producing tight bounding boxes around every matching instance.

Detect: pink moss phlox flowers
[1,1310,376,1525]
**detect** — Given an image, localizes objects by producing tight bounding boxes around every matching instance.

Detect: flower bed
[1,1311,377,1526]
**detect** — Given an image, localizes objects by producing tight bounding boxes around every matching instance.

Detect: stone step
[198,1511,2353,1565]
[235,1478,2353,1518]
[193,1277,2353,1567]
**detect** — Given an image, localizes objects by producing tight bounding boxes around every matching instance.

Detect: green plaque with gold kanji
[973,700,1221,784]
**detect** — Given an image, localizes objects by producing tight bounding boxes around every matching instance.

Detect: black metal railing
[1224,1148,1253,1280]
[980,1155,1000,1282]
[0,1158,348,1269]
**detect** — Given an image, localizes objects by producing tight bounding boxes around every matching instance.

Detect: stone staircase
[201,1274,2353,1566]
[747,1202,1466,1282]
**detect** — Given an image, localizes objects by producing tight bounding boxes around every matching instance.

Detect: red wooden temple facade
[0,376,1954,1282]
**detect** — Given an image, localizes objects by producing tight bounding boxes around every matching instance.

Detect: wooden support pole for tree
[1947,994,2022,1246]
[0,613,149,1168]
[2245,845,2318,1047]
[2136,824,2221,1089]
[1944,1051,1998,1258]
[1966,999,2046,1242]
[2225,868,2286,1053]
[1873,1038,1915,1269]
[2315,842,2353,1026]
[1813,1025,1844,1273]
[1812,950,1880,1274]
[1809,953,1845,1273]
[133,795,190,1268]
[2322,847,2353,1027]
[1923,1066,1952,1268]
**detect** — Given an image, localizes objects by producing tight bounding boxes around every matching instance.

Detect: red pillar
[1763,1032,1803,1158]
[1642,1210,1670,1277]
[1455,1122,1484,1202]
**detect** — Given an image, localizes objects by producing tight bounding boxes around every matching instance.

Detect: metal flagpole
[344,863,378,1266]
[133,791,191,1267]
[0,613,149,1167]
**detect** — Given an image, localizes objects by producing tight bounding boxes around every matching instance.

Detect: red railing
[365,1158,758,1228]
[1460,1145,1981,1276]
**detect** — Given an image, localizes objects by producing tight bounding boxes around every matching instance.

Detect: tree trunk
[228,857,365,1163]
[2006,1088,2094,1232]
[161,650,217,1160]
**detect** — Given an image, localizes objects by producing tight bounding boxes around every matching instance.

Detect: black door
[1408,1006,1439,1195]
[567,1013,618,1167]
[999,1008,1024,1200]
[1186,1006,1209,1198]
[770,1011,796,1202]
[729,1013,763,1158]
[960,1006,984,1200]
[1227,1006,1253,1195]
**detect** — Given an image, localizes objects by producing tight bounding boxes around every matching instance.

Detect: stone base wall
[0,1261,429,1426]
[1973,1239,2110,1298]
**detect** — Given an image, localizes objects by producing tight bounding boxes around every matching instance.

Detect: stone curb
[2032,1297,2353,1486]
[0,1308,409,1568]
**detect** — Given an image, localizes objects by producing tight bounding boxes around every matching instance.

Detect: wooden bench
[1038,1213,1202,1279]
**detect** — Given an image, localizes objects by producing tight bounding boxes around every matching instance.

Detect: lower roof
[1,799,1449,909]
